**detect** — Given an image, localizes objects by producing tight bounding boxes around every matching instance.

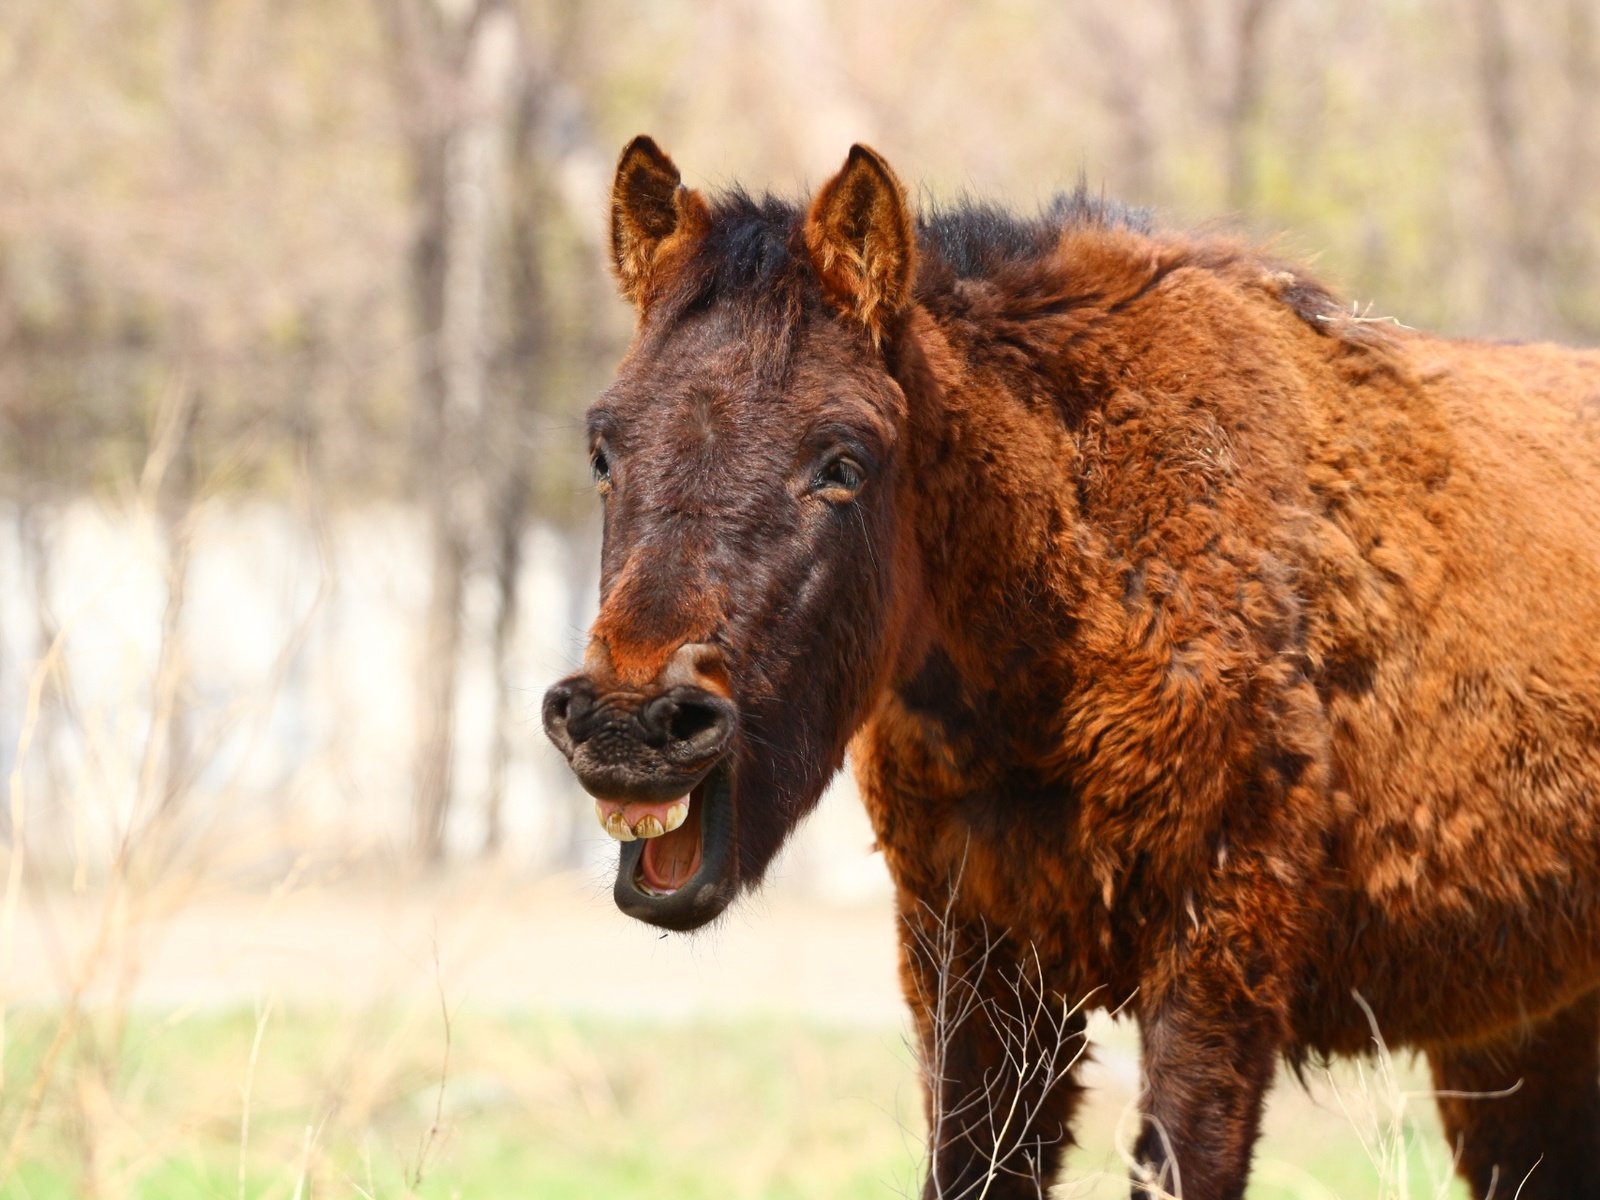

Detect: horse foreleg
[897,899,1089,1200]
[1130,939,1287,1200]
[1428,989,1600,1200]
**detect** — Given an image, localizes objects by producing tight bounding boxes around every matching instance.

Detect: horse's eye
[813,455,865,499]
[591,445,612,491]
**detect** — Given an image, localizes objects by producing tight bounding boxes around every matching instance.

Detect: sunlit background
[0,1,1593,1196]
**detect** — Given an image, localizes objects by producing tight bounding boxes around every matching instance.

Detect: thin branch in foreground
[238,995,276,1200]
[906,859,1092,1200]
[408,936,454,1189]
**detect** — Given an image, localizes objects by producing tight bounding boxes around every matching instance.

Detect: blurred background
[0,1,1593,1196]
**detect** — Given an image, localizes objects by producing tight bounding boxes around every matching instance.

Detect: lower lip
[612,762,735,927]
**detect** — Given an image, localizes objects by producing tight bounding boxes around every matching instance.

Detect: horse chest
[857,700,1156,987]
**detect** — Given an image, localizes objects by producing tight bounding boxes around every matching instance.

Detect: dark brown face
[544,138,921,928]
[543,300,907,929]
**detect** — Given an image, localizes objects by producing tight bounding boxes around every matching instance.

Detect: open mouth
[594,760,737,931]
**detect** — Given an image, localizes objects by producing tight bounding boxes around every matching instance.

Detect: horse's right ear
[610,135,709,308]
[804,145,916,340]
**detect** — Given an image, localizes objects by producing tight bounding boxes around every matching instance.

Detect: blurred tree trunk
[1168,0,1277,214]
[1471,0,1544,330]
[481,66,547,857]
[481,0,616,857]
[145,380,198,821]
[1470,0,1598,337]
[8,428,75,844]
[733,0,884,167]
[1558,0,1599,337]
[481,483,523,857]
[17,501,61,805]
[146,0,212,824]
[378,0,520,863]
[1080,9,1158,201]
[1219,0,1273,215]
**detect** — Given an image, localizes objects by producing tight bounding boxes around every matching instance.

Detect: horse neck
[887,309,1111,707]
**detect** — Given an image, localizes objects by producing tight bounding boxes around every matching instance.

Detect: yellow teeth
[603,811,636,842]
[596,799,691,840]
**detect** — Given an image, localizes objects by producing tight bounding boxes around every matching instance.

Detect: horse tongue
[640,799,703,892]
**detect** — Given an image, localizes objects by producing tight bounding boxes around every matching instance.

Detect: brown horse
[542,136,1600,1199]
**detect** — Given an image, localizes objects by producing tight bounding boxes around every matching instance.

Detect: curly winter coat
[543,137,1600,1200]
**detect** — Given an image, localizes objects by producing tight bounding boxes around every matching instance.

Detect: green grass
[0,1006,1469,1199]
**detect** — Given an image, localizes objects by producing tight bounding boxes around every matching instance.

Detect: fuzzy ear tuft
[804,145,917,338]
[610,135,707,308]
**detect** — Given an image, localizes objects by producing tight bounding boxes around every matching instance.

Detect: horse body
[544,138,1600,1199]
[1303,337,1600,1050]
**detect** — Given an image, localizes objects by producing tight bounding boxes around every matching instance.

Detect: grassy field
[0,1004,1474,1200]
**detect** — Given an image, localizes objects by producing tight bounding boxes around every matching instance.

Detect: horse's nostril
[660,692,732,760]
[668,701,719,744]
[637,689,732,758]
[541,679,595,756]
[544,685,569,723]
[541,683,572,749]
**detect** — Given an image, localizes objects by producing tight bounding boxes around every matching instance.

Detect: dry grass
[0,977,1483,1200]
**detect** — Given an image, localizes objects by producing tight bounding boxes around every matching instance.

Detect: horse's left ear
[610,135,710,309]
[804,145,917,339]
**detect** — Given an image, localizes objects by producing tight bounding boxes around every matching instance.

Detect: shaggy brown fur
[543,136,1600,1199]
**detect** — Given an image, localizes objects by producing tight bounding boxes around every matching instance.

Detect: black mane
[657,185,1165,380]
[674,184,1362,354]
[687,185,1155,307]
[917,187,1154,280]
